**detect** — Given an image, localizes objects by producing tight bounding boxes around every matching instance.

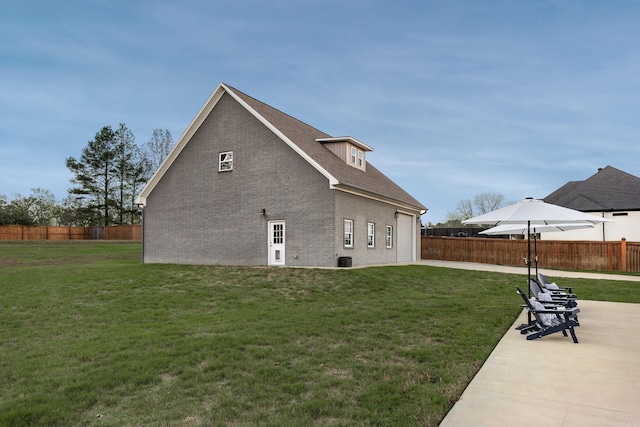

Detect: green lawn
[1,241,638,426]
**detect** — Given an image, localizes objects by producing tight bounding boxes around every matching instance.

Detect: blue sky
[2,1,640,223]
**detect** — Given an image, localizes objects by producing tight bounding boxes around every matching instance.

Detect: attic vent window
[219,151,233,172]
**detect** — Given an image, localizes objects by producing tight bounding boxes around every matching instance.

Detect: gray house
[136,83,427,267]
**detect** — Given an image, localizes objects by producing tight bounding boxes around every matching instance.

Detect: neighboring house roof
[544,166,640,211]
[137,83,426,213]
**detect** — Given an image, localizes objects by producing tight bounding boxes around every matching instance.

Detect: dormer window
[346,144,365,170]
[317,136,373,172]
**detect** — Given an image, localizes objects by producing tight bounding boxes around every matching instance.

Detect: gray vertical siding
[143,93,335,266]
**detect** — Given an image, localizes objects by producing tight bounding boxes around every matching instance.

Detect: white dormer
[316,136,373,171]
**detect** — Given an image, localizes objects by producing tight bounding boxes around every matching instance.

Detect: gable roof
[137,83,426,213]
[544,166,640,211]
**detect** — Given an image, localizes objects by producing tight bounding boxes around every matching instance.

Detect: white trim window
[386,225,393,248]
[350,147,356,164]
[219,151,233,171]
[344,219,353,248]
[367,222,375,248]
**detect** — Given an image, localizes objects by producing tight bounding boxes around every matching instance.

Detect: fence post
[621,238,627,272]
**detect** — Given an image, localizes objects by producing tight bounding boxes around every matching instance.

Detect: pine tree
[66,126,118,226]
[112,123,146,224]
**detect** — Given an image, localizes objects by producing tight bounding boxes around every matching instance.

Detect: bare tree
[473,192,505,214]
[445,192,506,224]
[456,199,475,219]
[140,129,174,179]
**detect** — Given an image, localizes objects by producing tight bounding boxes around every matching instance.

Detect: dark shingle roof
[544,166,640,211]
[226,84,426,211]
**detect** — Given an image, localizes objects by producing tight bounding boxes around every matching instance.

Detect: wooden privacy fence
[0,225,141,241]
[421,236,640,273]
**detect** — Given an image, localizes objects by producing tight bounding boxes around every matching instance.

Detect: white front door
[268,221,285,266]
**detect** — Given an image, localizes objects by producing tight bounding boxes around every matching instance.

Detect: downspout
[142,207,145,263]
[138,204,145,263]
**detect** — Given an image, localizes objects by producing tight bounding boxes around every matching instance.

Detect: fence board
[627,243,640,272]
[0,225,22,240]
[0,225,139,241]
[421,236,639,273]
[104,226,142,240]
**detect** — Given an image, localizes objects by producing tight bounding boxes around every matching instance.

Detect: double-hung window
[367,223,375,247]
[344,219,354,248]
[219,151,233,171]
[386,225,393,248]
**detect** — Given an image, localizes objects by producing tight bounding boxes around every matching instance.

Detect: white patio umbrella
[463,198,613,227]
[479,222,595,236]
[479,222,596,278]
[463,198,613,292]
[464,198,613,330]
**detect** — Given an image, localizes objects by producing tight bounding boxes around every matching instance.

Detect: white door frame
[268,220,285,266]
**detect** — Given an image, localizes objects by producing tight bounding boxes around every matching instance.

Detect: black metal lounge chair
[529,279,577,308]
[538,272,575,295]
[516,286,579,343]
[526,279,580,325]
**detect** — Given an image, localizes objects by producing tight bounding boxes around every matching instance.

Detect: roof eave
[316,136,374,152]
[332,183,426,214]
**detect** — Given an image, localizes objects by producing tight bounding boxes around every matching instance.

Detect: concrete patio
[427,261,640,427]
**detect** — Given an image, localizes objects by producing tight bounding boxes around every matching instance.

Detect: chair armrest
[529,307,578,315]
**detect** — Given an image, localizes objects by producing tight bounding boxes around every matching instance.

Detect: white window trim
[367,222,375,248]
[386,225,393,248]
[344,219,354,248]
[219,151,233,172]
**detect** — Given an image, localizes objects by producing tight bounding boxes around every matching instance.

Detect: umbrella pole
[516,220,534,331]
[534,230,539,279]
[527,221,532,325]
[527,220,532,296]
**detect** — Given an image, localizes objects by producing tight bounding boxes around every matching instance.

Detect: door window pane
[273,224,283,244]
